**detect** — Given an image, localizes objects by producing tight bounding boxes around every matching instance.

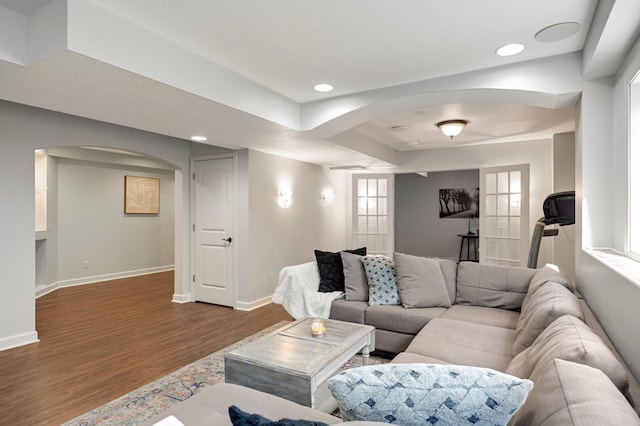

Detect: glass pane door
[352,174,394,256]
[480,165,529,266]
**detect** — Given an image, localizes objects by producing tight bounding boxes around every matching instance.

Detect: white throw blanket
[272,261,344,319]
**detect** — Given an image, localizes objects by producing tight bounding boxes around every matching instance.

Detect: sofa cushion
[510,359,640,426]
[512,281,584,355]
[438,258,458,305]
[365,304,447,335]
[341,252,368,301]
[329,299,367,324]
[391,352,451,365]
[405,318,515,372]
[374,329,415,354]
[328,363,532,426]
[440,305,520,329]
[525,263,572,300]
[315,248,366,293]
[456,262,535,309]
[506,315,629,393]
[394,252,451,308]
[361,255,400,305]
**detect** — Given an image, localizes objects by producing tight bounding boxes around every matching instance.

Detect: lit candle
[311,319,326,336]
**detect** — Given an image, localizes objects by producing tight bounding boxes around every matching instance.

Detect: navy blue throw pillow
[315,247,366,293]
[228,405,330,426]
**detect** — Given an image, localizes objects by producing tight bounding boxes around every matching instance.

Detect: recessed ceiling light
[408,140,420,146]
[314,83,334,92]
[190,135,207,142]
[496,43,524,57]
[535,22,580,43]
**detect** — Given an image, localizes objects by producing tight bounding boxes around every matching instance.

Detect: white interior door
[192,156,235,306]
[480,164,529,266]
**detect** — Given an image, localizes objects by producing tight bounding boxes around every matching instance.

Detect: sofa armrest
[144,383,342,425]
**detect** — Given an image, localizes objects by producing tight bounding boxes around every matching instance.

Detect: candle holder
[311,319,326,337]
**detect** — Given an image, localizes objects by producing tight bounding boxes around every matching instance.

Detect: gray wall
[551,132,576,282]
[395,170,479,260]
[56,158,174,284]
[238,149,347,307]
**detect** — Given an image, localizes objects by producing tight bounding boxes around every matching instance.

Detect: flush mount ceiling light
[314,83,334,92]
[496,43,524,56]
[436,120,468,139]
[190,135,207,142]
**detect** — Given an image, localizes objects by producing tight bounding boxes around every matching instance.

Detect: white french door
[352,174,394,256]
[480,165,530,266]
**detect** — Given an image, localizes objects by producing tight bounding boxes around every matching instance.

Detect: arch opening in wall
[33,146,179,299]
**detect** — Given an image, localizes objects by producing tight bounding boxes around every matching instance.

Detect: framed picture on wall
[439,187,479,218]
[124,175,160,214]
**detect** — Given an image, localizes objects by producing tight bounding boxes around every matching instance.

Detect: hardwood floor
[0,271,292,425]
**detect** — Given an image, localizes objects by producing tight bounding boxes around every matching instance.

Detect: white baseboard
[235,295,273,311]
[36,266,175,298]
[172,293,193,303]
[0,331,39,352]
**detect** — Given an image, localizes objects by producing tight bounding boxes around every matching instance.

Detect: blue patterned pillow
[328,364,533,426]
[361,255,399,306]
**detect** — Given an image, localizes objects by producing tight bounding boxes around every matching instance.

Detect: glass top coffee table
[224,318,375,413]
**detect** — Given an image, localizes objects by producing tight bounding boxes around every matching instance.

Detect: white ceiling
[0,0,639,168]
[89,0,595,103]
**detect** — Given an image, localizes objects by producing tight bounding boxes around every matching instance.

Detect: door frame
[190,153,238,305]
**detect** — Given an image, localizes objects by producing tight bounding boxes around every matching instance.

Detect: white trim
[35,266,175,298]
[0,331,39,352]
[172,293,193,304]
[234,295,273,311]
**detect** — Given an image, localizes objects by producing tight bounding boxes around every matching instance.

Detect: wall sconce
[320,190,335,205]
[277,188,293,208]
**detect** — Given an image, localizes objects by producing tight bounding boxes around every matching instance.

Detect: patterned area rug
[63,321,388,426]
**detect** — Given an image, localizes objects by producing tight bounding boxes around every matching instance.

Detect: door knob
[221,237,233,243]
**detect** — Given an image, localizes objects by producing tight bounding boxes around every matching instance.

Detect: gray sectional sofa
[146,257,640,425]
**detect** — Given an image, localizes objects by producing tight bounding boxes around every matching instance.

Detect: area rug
[63,321,387,426]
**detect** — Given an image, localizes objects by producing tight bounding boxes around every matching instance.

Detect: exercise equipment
[527,191,575,268]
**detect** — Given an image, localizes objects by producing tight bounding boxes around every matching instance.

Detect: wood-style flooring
[0,271,292,425]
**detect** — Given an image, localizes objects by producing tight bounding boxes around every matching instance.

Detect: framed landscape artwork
[124,175,160,214]
[439,187,479,218]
